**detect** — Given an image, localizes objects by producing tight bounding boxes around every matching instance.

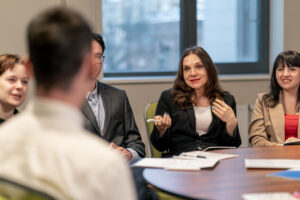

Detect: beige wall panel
[65,0,102,33]
[0,0,62,56]
[284,0,300,52]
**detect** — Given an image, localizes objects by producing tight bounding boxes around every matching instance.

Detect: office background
[1,0,300,156]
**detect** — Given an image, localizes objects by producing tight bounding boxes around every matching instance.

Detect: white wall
[1,0,299,156]
[0,0,61,56]
[0,0,102,56]
[284,0,300,52]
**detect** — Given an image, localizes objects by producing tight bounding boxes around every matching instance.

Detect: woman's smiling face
[0,63,29,108]
[276,64,300,92]
[183,53,208,93]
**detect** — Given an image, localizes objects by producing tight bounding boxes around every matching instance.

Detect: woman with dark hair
[150,46,241,156]
[0,54,29,124]
[249,50,300,146]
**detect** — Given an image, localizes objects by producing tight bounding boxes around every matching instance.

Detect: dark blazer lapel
[98,81,111,137]
[207,109,217,132]
[81,100,101,135]
[269,94,285,143]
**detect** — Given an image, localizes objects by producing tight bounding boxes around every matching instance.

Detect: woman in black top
[150,47,241,156]
[0,54,29,123]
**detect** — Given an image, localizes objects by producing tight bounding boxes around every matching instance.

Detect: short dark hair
[27,7,92,91]
[92,33,105,52]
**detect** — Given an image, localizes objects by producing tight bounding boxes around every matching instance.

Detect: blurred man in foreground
[0,7,136,200]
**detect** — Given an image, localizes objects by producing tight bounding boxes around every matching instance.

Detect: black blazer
[0,109,18,124]
[81,81,145,157]
[150,89,241,157]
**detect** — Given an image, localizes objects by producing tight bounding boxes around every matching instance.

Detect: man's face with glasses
[91,40,104,79]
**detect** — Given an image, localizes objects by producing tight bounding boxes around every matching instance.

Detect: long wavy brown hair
[171,46,224,110]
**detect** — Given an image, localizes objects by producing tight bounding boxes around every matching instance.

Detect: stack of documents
[242,192,298,200]
[245,159,300,182]
[133,158,218,171]
[245,159,300,169]
[133,151,238,171]
[177,150,238,160]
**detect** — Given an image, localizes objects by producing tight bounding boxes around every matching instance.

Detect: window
[102,0,180,76]
[102,0,269,77]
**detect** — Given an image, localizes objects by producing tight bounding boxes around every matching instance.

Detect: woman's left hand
[212,99,238,135]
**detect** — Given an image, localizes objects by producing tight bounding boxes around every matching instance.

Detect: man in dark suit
[82,33,145,161]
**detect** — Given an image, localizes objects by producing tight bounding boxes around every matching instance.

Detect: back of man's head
[27,7,92,91]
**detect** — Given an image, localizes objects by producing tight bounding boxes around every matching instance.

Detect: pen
[147,119,159,123]
[196,155,206,159]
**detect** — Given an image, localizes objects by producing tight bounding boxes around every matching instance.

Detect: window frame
[103,0,269,77]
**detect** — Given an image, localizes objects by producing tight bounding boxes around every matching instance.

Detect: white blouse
[194,106,212,136]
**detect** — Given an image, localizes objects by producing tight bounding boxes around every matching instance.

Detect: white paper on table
[245,159,300,169]
[132,157,218,171]
[242,192,297,200]
[165,158,218,171]
[178,151,238,161]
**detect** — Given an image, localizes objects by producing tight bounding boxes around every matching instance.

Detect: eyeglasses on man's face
[94,54,105,63]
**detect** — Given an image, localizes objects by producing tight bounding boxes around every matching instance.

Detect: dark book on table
[283,140,300,146]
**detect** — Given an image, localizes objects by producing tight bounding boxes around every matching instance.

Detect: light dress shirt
[87,84,105,134]
[87,83,140,161]
[194,106,213,136]
[0,97,136,200]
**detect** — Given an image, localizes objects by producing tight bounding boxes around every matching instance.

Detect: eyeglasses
[95,55,105,63]
[100,55,105,61]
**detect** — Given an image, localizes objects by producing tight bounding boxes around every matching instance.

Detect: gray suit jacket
[81,81,145,157]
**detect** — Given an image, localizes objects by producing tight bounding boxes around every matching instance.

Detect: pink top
[285,114,299,140]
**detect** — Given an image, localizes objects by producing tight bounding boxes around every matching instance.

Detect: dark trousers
[130,160,158,200]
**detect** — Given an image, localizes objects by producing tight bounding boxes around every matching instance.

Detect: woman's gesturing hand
[154,112,172,137]
[212,99,238,135]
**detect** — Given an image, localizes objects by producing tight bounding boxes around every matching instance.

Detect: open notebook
[133,151,238,171]
[283,140,300,146]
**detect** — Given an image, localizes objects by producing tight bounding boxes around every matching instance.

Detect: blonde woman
[0,54,29,123]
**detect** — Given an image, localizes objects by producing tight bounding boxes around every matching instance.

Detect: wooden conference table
[143,146,300,200]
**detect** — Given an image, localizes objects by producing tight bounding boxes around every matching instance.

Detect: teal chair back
[144,101,162,158]
[144,102,184,200]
